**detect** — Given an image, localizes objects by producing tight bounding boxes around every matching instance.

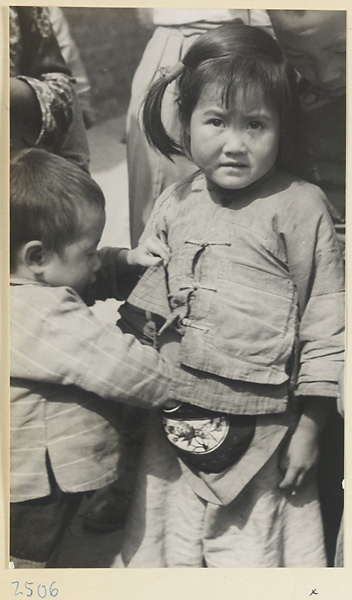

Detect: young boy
[9,148,175,568]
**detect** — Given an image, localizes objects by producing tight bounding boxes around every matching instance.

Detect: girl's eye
[248,121,263,130]
[208,118,224,128]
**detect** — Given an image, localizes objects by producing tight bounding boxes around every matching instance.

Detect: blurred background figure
[269,9,346,567]
[10,6,72,153]
[48,6,95,130]
[269,10,346,253]
[10,5,90,171]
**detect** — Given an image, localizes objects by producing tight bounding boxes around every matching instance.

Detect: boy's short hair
[10,149,105,271]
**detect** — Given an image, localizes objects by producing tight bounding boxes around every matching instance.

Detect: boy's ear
[22,241,48,274]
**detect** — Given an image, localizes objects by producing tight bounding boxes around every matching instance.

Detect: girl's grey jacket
[122,168,345,416]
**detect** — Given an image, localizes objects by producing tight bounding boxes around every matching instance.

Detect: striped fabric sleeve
[10,285,175,409]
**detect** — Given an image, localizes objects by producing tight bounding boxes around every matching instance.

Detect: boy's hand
[127,236,170,268]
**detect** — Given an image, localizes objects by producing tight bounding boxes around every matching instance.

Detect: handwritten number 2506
[11,581,58,598]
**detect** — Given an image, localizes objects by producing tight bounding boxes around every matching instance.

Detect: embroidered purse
[161,402,255,473]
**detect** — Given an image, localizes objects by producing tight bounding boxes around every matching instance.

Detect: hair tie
[159,61,185,84]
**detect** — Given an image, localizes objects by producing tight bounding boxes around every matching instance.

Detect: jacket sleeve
[84,247,141,305]
[137,183,176,244]
[284,187,345,399]
[10,285,176,408]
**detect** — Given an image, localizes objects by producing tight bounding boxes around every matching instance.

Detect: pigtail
[142,62,185,160]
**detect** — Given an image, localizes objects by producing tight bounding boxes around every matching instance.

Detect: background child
[9,148,175,568]
[10,6,90,172]
[114,22,344,567]
[268,11,346,563]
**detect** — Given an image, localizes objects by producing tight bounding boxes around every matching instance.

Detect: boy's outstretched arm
[86,236,170,303]
[10,284,177,409]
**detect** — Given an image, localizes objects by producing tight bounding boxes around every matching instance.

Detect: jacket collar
[206,165,276,205]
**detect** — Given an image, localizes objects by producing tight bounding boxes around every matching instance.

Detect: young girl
[114,22,344,568]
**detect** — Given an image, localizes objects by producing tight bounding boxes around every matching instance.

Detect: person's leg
[318,409,344,566]
[81,405,148,532]
[11,452,83,567]
[80,483,132,533]
[112,412,205,568]
[10,490,82,567]
[203,449,326,568]
[203,450,284,567]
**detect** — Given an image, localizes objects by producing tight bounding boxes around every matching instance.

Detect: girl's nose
[223,130,246,154]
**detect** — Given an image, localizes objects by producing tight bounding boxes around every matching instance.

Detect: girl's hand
[279,425,319,491]
[279,396,332,492]
[127,236,170,268]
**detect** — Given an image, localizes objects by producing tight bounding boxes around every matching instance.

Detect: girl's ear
[22,241,48,275]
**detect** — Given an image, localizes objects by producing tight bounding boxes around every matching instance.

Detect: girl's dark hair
[10,148,105,271]
[143,21,299,170]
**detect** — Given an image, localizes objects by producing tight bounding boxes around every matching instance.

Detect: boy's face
[189,84,280,190]
[43,207,105,296]
[270,10,346,97]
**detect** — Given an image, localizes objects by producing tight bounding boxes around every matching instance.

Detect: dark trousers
[10,457,83,565]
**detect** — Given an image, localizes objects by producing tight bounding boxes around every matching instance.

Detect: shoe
[81,486,132,533]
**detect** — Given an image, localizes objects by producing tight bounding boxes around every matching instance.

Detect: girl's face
[188,84,280,190]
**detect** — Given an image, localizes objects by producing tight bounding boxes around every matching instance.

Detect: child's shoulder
[154,169,204,208]
[11,281,84,319]
[270,168,331,215]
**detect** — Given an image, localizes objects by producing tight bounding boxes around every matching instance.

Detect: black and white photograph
[2,2,348,593]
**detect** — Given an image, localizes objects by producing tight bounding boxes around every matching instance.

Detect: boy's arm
[85,239,170,304]
[10,285,177,409]
[84,247,140,304]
